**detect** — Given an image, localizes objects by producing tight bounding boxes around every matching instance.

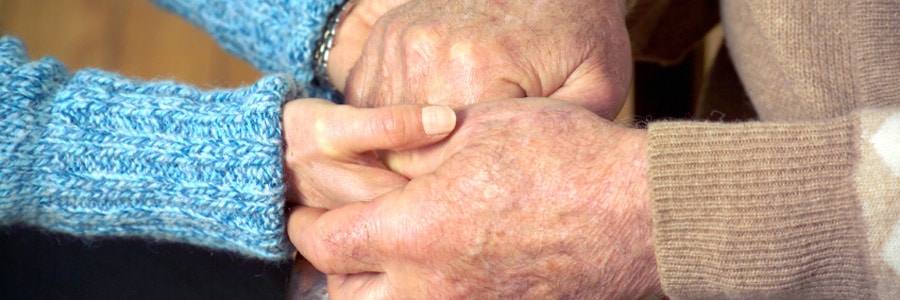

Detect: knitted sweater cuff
[647,117,874,298]
[151,0,345,101]
[1,36,296,260]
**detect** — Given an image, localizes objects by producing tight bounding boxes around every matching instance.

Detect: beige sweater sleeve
[648,108,900,298]
[632,0,900,297]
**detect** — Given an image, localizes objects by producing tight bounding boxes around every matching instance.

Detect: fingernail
[422,106,456,136]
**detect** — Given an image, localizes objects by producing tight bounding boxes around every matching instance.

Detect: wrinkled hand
[288,99,662,298]
[327,0,410,91]
[342,0,632,119]
[281,99,455,208]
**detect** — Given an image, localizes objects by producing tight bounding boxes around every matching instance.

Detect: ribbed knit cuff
[152,0,344,101]
[1,36,297,260]
[647,118,875,298]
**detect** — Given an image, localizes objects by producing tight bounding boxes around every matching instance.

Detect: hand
[281,99,455,208]
[327,0,411,91]
[342,0,632,119]
[287,99,663,298]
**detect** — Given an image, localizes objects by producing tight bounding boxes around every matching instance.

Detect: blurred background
[0,0,261,88]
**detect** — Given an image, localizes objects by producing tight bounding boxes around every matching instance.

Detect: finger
[327,274,346,294]
[377,105,480,178]
[343,13,391,108]
[378,105,479,177]
[379,144,449,178]
[408,44,528,107]
[287,198,394,275]
[328,0,413,94]
[548,65,626,120]
[324,104,457,155]
[549,42,632,120]
[327,15,371,93]
[342,46,370,106]
[328,273,390,300]
[292,162,409,208]
[417,75,527,108]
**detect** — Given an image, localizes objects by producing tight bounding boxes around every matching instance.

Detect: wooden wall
[0,0,261,88]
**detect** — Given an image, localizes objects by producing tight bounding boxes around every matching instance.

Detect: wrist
[314,0,358,92]
[612,127,663,297]
[327,0,385,93]
[327,13,365,93]
[629,128,663,296]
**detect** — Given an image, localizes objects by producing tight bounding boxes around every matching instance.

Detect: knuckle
[448,40,480,68]
[313,117,339,156]
[373,108,411,147]
[381,16,406,45]
[400,25,442,104]
[401,25,440,65]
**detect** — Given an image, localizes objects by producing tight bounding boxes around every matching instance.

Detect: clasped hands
[283,0,662,298]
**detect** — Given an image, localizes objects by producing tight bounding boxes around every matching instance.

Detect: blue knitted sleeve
[151,0,345,101]
[0,36,297,261]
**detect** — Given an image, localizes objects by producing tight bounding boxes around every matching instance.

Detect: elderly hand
[340,0,632,119]
[287,99,663,298]
[281,99,455,208]
[326,0,409,91]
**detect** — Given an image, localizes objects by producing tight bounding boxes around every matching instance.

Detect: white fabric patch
[871,113,900,176]
[885,220,900,275]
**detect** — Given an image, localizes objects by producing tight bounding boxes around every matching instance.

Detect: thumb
[548,63,629,120]
[327,105,457,155]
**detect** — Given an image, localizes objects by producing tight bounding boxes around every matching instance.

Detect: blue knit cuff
[152,0,345,102]
[1,36,297,260]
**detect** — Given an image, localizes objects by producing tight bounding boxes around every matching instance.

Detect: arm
[287,99,663,298]
[0,35,455,259]
[648,108,900,298]
[150,0,346,99]
[0,36,294,260]
[282,0,897,297]
[286,98,900,298]
[650,0,900,296]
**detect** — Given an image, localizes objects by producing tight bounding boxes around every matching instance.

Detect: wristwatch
[313,0,357,89]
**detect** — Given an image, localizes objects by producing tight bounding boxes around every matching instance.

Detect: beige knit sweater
[632,0,900,298]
